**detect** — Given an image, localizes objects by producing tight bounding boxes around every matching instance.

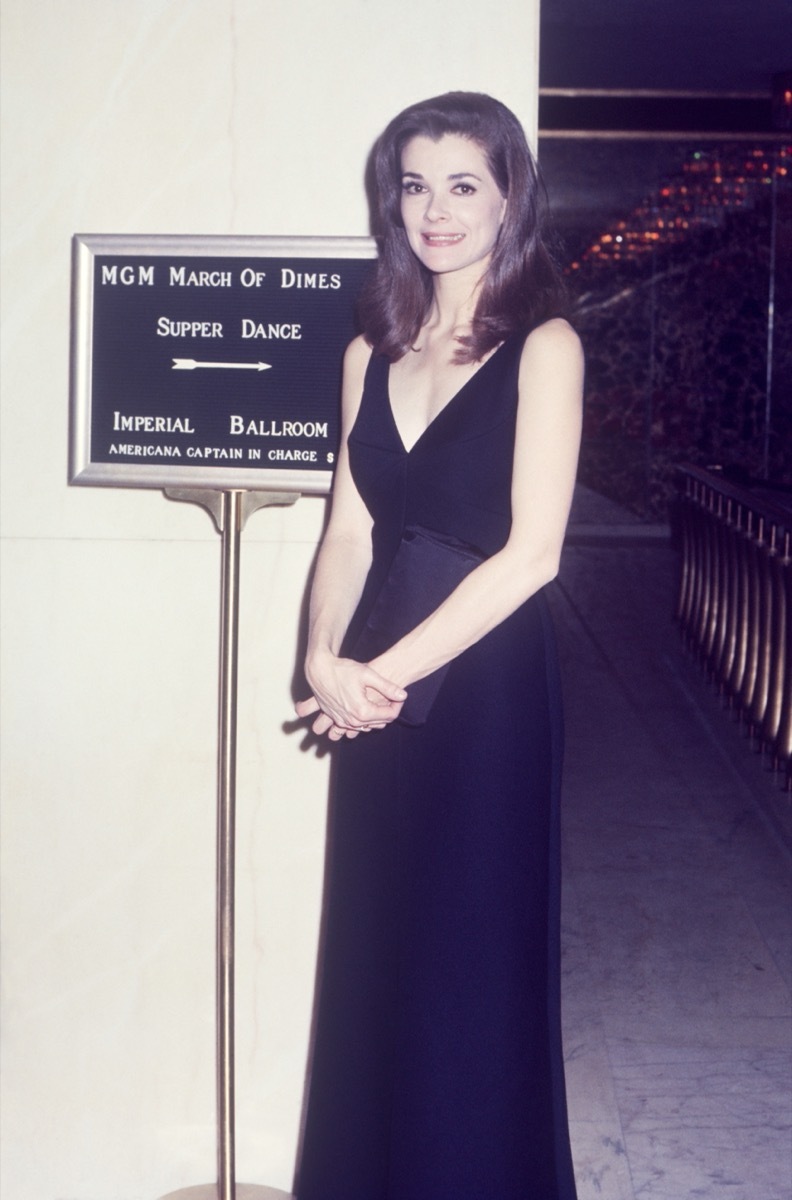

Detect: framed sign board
[70,233,377,494]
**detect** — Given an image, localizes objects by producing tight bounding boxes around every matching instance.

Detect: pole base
[159,1186,293,1200]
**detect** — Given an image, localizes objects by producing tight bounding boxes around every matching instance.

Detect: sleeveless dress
[297,333,578,1200]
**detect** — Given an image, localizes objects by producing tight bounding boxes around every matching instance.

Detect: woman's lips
[421,232,465,246]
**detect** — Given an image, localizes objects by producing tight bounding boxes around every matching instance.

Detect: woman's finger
[363,668,407,704]
[312,712,334,736]
[296,695,320,718]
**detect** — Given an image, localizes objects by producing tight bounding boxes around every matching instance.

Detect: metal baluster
[741,515,765,728]
[716,499,742,694]
[687,479,707,652]
[703,491,726,672]
[675,473,695,628]
[749,517,775,737]
[761,524,787,756]
[772,530,792,783]
[728,508,754,706]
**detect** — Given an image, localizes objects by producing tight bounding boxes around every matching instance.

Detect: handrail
[674,465,791,787]
[677,464,792,526]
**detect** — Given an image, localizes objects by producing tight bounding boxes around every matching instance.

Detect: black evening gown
[298,333,578,1200]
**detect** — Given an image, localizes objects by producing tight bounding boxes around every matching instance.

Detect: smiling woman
[399,134,507,277]
[295,91,583,1200]
[361,91,566,366]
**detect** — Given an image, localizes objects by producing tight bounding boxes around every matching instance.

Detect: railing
[674,465,792,788]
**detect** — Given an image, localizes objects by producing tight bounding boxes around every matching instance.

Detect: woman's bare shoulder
[344,333,374,373]
[522,317,583,361]
[340,334,375,422]
[517,318,584,411]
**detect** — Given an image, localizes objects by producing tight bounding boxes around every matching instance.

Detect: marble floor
[552,490,792,1200]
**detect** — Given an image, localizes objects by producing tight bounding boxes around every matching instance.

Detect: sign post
[159,488,298,1200]
[70,234,377,1199]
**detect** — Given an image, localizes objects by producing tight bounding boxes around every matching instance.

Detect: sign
[70,234,377,494]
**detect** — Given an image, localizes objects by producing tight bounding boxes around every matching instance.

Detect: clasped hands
[296,652,407,742]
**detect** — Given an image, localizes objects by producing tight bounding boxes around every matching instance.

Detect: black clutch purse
[351,525,485,726]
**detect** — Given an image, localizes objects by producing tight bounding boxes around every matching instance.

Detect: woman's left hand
[296,655,406,740]
[296,693,390,740]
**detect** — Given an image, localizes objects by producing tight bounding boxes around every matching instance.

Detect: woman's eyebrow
[400,170,483,181]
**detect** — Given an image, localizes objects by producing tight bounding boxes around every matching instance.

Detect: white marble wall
[0,3,538,1197]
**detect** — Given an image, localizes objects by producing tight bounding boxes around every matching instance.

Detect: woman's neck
[423,261,489,341]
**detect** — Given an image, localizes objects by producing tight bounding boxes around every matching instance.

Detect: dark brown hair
[360,91,568,363]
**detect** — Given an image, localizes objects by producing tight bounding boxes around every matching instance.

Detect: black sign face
[70,234,377,493]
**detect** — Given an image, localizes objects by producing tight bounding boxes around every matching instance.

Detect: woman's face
[399,133,507,278]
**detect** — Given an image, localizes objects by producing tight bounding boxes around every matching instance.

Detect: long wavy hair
[359,91,568,363]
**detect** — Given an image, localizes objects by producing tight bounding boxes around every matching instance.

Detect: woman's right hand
[296,651,407,740]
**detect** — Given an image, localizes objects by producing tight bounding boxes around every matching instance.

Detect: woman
[296,92,583,1199]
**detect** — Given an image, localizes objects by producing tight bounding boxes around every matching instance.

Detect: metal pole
[159,487,298,1200]
[217,489,241,1199]
[762,149,778,481]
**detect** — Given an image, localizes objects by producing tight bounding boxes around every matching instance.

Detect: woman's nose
[424,194,449,221]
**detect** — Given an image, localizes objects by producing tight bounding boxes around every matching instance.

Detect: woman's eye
[401,181,426,195]
[453,184,476,195]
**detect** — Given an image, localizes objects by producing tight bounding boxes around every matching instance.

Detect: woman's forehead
[400,133,491,174]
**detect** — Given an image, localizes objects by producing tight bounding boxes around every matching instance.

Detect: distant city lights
[569,145,790,270]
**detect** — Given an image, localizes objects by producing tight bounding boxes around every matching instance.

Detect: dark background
[540,0,790,92]
[537,1,791,516]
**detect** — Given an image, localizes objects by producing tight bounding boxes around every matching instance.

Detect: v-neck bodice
[344,332,526,651]
[386,340,512,455]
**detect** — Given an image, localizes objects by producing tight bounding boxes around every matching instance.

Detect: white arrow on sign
[172,358,272,372]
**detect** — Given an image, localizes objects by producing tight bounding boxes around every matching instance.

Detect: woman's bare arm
[296,336,407,737]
